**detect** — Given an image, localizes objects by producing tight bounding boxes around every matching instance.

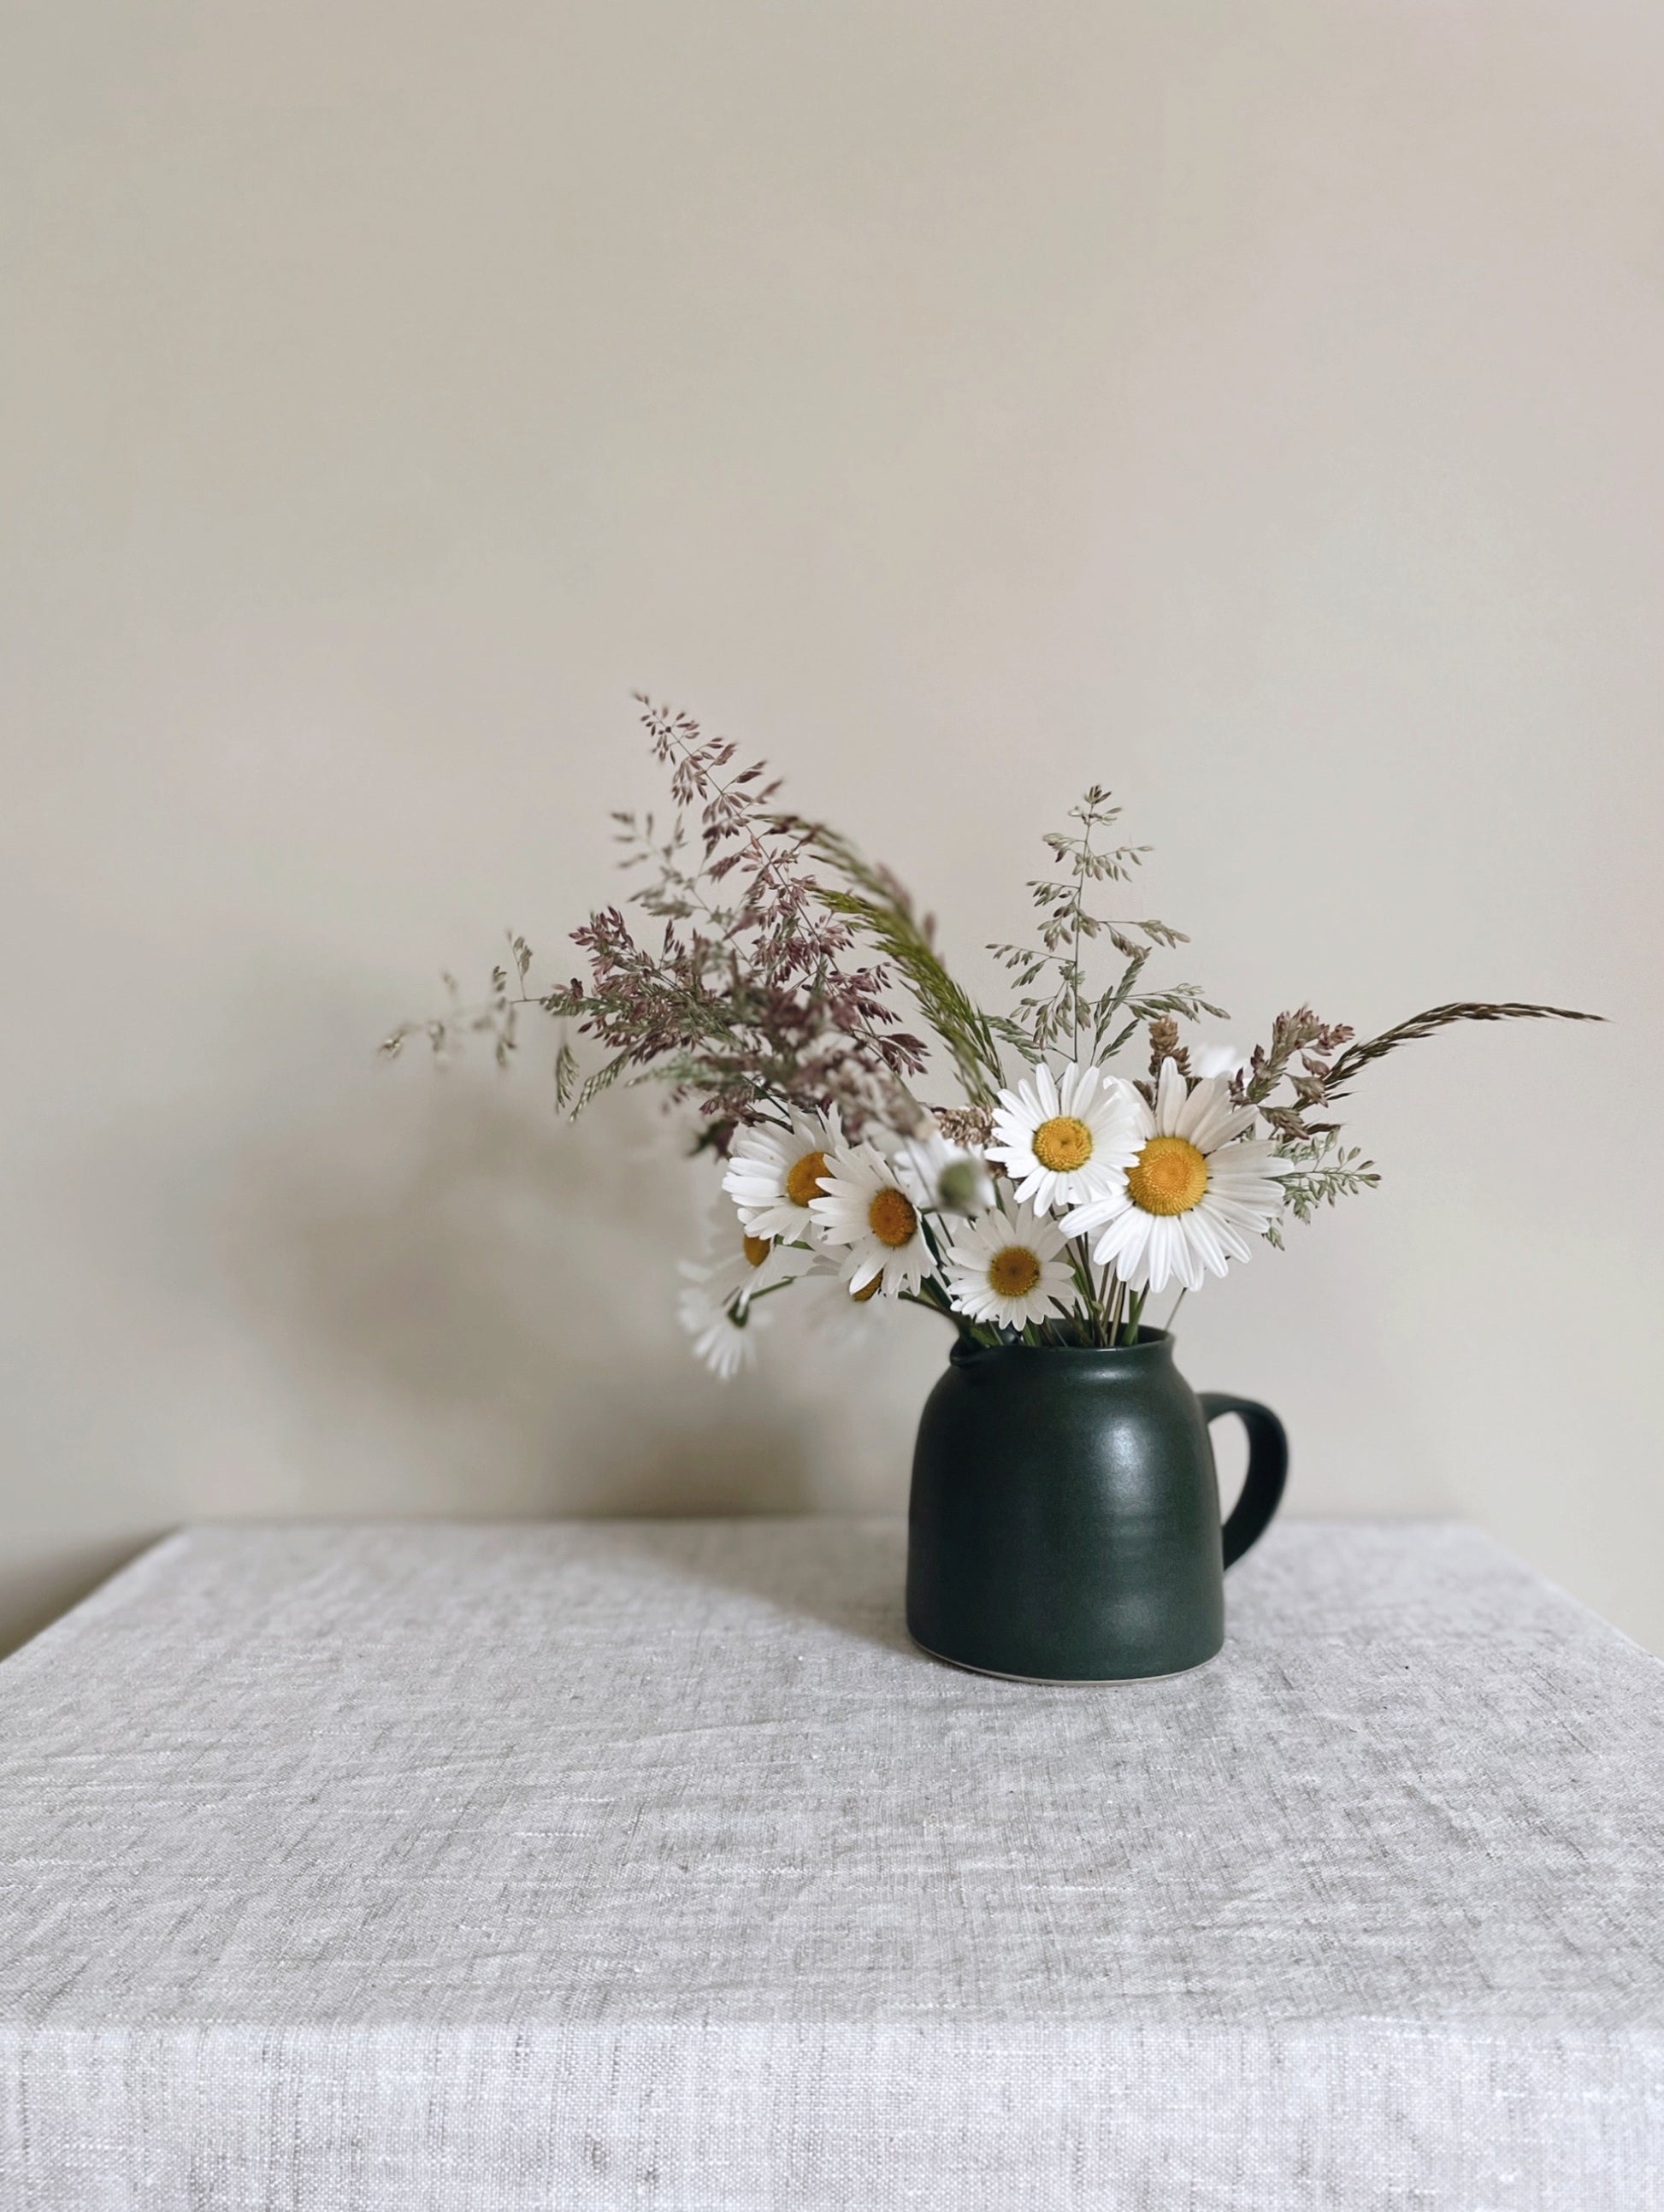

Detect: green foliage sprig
[1324,1001,1600,1096]
[769,817,1011,1108]
[989,787,1226,1065]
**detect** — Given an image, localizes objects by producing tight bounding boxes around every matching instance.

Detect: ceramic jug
[906,1329,1286,1682]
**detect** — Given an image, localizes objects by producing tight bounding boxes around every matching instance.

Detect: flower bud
[936,1156,994,1216]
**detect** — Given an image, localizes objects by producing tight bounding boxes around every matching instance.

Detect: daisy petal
[1153,1057,1189,1135]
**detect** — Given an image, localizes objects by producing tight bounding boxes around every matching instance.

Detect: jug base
[908,1633,1223,1686]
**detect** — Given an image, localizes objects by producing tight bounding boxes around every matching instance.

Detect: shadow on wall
[197,1057,931,1521]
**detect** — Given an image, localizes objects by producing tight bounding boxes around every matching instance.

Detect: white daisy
[987,1059,1141,1213]
[676,1276,767,1378]
[1059,1058,1286,1296]
[676,1200,823,1377]
[808,1141,931,1298]
[807,1266,888,1354]
[943,1200,1073,1331]
[722,1108,842,1243]
[703,1224,822,1313]
[894,1130,994,1218]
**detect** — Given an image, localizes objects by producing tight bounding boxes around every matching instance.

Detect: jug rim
[948,1325,1175,1370]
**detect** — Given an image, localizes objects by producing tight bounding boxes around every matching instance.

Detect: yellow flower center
[742,1235,771,1268]
[1031,1115,1093,1173]
[850,1275,883,1302]
[987,1246,1041,1298]
[1124,1135,1209,1216]
[867,1187,918,1248]
[784,1149,829,1206]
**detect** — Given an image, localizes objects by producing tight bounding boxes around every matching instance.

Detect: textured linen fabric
[0,1519,1658,2210]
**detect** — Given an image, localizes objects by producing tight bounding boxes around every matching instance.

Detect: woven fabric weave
[0,1518,1658,2208]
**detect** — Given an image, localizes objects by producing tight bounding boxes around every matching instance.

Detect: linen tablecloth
[0,1517,1658,2209]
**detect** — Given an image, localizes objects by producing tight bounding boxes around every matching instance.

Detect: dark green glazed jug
[906,1330,1286,1682]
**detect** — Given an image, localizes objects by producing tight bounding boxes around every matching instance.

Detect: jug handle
[1199,1394,1289,1568]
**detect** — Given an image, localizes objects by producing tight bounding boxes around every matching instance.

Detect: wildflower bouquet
[387,700,1593,1376]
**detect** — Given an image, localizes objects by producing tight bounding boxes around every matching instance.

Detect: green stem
[900,1286,998,1348]
[1065,1236,1105,1343]
[1070,807,1098,1059]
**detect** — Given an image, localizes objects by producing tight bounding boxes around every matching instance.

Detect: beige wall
[3,1,1661,1654]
